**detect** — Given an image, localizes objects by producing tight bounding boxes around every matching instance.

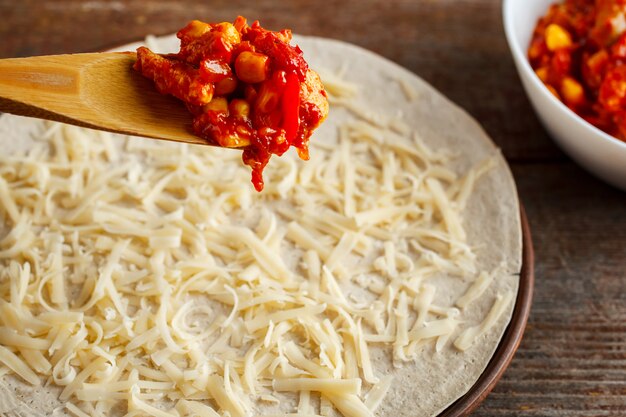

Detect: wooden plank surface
[1,0,625,416]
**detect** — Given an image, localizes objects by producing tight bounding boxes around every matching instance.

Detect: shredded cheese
[454,292,514,351]
[273,378,361,395]
[456,270,495,309]
[0,345,40,385]
[364,375,393,412]
[0,66,514,417]
[397,77,418,101]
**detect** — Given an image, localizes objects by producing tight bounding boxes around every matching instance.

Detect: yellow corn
[213,22,241,47]
[561,77,584,105]
[545,24,572,51]
[203,97,229,113]
[215,75,238,95]
[188,20,211,36]
[217,125,252,148]
[235,51,269,84]
[546,84,560,99]
[179,20,211,42]
[587,50,608,70]
[528,40,543,60]
[535,67,550,82]
[229,99,251,118]
[219,133,251,148]
[255,82,279,113]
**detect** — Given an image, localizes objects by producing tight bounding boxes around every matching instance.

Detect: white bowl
[503,0,626,190]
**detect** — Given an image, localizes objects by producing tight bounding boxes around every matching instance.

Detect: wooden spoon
[0,52,212,146]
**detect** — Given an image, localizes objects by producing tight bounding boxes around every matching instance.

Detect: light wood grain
[1,1,625,416]
[0,52,208,145]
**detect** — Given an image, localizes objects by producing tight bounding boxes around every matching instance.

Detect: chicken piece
[245,21,307,80]
[300,69,329,132]
[178,23,242,65]
[134,47,214,106]
[591,0,626,46]
[599,64,626,111]
[177,20,212,46]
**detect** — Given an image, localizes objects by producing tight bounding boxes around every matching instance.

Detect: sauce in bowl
[529,0,626,142]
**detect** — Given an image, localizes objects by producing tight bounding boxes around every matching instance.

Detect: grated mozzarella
[454,292,514,351]
[0,67,513,417]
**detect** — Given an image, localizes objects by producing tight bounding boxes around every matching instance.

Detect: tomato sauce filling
[134,16,329,190]
[529,0,626,141]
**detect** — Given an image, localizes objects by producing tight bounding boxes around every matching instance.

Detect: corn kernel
[528,40,545,61]
[203,97,229,113]
[177,20,211,43]
[535,67,550,82]
[213,22,241,48]
[585,50,609,87]
[561,77,584,105]
[217,124,252,148]
[235,51,269,84]
[587,49,609,71]
[255,82,279,114]
[229,99,250,118]
[545,24,572,51]
[215,75,237,95]
[200,59,231,83]
[546,84,560,99]
[233,16,247,32]
[219,132,251,148]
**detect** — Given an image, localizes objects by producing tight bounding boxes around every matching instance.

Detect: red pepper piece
[282,72,300,144]
[199,59,232,83]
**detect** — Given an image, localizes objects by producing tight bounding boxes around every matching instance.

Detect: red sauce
[134,16,329,190]
[529,0,626,141]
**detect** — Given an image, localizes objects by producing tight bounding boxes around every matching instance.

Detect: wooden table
[1,1,624,415]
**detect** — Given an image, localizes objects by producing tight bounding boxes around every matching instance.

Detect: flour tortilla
[0,35,522,416]
[297,37,522,417]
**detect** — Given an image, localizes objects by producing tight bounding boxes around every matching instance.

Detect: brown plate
[440,206,534,416]
[92,37,533,417]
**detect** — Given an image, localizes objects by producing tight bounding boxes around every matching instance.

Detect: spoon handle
[0,53,205,145]
[0,54,86,125]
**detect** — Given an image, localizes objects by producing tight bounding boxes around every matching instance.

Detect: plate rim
[79,35,531,417]
[107,34,533,417]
